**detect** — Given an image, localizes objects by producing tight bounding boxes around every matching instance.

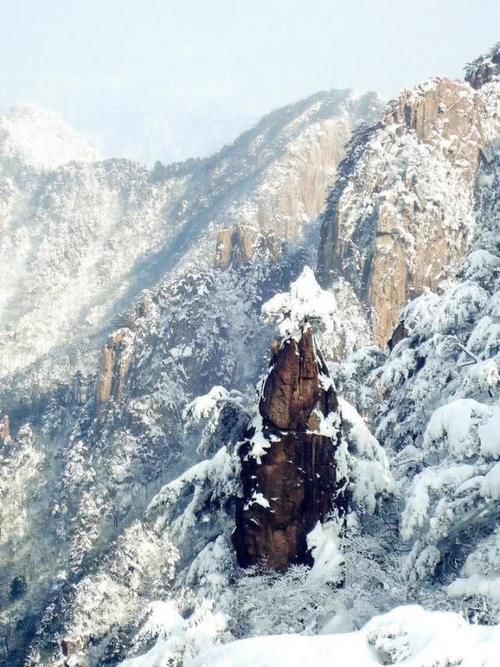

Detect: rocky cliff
[1,43,499,667]
[233,326,346,570]
[96,328,136,407]
[318,62,500,347]
[332,144,500,626]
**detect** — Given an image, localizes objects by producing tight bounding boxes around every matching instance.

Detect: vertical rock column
[233,325,346,570]
[95,327,136,410]
[0,415,10,443]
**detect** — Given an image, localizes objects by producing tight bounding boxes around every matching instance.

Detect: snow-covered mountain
[333,142,500,615]
[0,105,100,170]
[318,45,500,346]
[1,42,500,667]
[0,91,379,395]
[0,89,381,665]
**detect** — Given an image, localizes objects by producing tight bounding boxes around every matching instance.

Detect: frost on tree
[233,268,348,570]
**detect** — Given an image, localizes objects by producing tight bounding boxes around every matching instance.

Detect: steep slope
[0,92,381,665]
[0,91,380,393]
[318,45,500,347]
[0,104,100,170]
[2,43,500,667]
[333,144,500,621]
[12,269,390,667]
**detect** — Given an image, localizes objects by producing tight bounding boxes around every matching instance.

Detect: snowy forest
[0,11,500,667]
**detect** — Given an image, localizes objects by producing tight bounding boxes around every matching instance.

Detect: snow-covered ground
[123,606,500,667]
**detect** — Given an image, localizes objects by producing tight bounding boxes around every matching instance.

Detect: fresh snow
[307,520,344,584]
[246,413,277,463]
[244,491,270,510]
[481,462,500,500]
[184,606,500,666]
[339,398,394,513]
[479,409,500,458]
[262,265,337,338]
[0,104,99,169]
[423,398,492,459]
[262,265,370,358]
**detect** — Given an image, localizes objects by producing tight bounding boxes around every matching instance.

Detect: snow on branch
[262,266,337,338]
[147,447,241,540]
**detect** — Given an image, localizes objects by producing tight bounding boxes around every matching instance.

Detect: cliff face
[318,71,500,347]
[331,148,500,627]
[233,326,346,570]
[95,328,135,407]
[212,107,374,269]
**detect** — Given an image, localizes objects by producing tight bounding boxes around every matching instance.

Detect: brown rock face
[0,415,10,443]
[214,227,254,270]
[214,226,282,270]
[210,95,382,272]
[389,79,484,175]
[318,77,488,348]
[233,327,346,570]
[260,328,327,430]
[96,328,135,408]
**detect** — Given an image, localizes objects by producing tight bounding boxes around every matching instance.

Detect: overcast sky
[1,0,499,163]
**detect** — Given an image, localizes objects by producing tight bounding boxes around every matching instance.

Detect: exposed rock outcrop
[214,227,284,270]
[318,71,499,347]
[96,328,135,407]
[233,326,346,570]
[388,78,484,178]
[0,414,10,443]
[215,227,254,269]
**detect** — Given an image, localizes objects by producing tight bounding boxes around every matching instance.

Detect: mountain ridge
[0,89,381,395]
[1,42,500,667]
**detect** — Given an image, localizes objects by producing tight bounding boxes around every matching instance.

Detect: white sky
[1,0,499,163]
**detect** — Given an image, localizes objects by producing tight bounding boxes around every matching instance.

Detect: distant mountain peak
[0,103,99,170]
